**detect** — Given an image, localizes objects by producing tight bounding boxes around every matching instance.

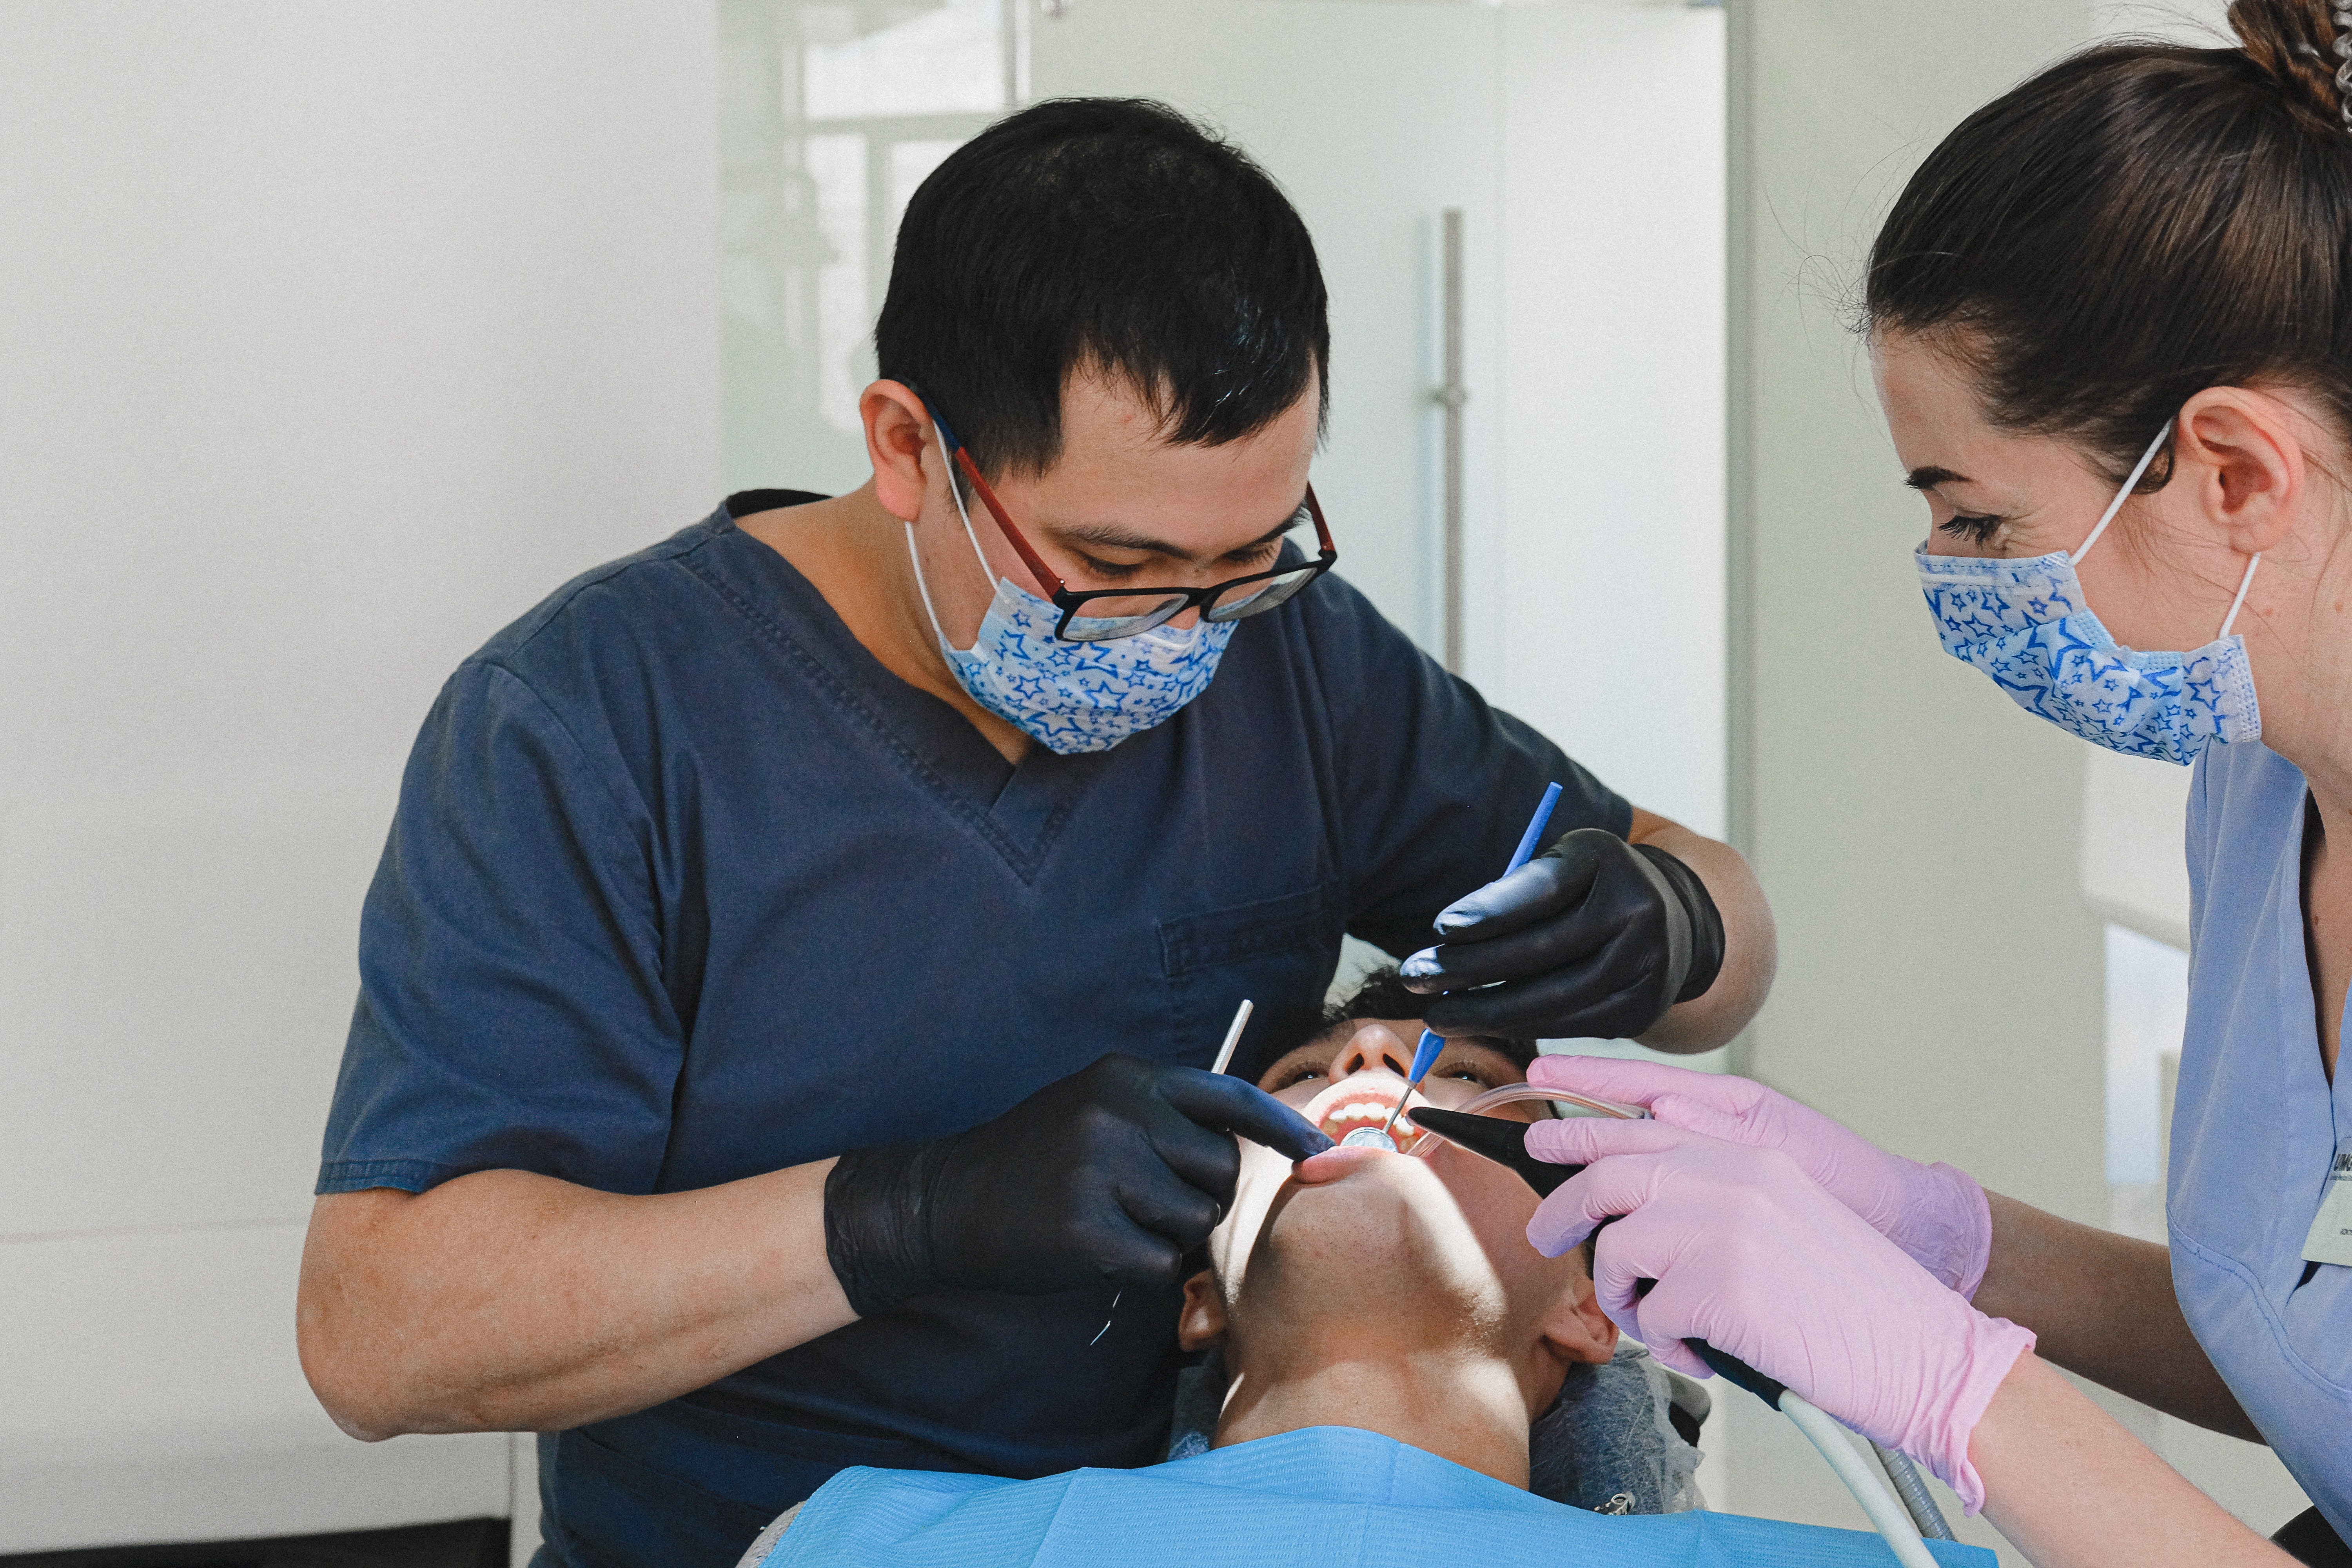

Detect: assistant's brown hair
[1866,0,2352,486]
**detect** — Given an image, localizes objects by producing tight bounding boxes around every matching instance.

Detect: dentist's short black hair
[875,97,1329,478]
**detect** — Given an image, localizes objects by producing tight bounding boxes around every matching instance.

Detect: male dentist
[296,97,1775,1568]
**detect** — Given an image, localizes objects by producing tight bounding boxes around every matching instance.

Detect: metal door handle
[1437,207,1466,674]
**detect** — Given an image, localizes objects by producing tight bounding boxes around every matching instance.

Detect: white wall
[2083,750,2195,949]
[1494,5,1727,838]
[0,2,721,1550]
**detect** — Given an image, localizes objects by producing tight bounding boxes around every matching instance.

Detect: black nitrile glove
[822,1052,1332,1317]
[1397,828,1724,1040]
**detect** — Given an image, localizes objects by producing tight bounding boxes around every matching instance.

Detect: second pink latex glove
[1526,1116,2035,1514]
[1527,1055,1993,1296]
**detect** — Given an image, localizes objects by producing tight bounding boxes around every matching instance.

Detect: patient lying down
[738,977,1990,1567]
[1181,985,1621,1492]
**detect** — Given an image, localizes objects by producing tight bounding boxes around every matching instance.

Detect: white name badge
[2302,1151,2352,1267]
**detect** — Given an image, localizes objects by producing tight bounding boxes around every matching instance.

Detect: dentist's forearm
[1627,814,1776,1053]
[1972,1351,2288,1568]
[296,1160,854,1438]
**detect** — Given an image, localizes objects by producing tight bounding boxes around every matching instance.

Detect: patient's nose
[1331,1022,1414,1080]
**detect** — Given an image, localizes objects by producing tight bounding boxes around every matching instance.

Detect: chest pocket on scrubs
[1158,882,1343,1070]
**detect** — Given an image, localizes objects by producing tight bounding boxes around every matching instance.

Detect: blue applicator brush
[1364,781,1563,1147]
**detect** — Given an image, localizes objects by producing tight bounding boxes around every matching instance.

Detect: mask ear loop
[903,423,1002,655]
[2218,551,2261,641]
[2067,418,2263,641]
[2071,421,2177,566]
[937,429,996,579]
[903,519,957,653]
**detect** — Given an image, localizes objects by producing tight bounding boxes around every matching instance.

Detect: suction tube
[1871,1441,1958,1542]
[1782,1395,1943,1568]
[1414,1096,1950,1564]
[1404,1081,1648,1157]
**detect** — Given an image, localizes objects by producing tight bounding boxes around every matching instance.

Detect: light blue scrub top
[2178,739,2352,1537]
[755,1426,1991,1568]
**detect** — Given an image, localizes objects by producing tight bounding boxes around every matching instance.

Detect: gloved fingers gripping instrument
[1408,1110,1789,1401]
[1521,1055,1994,1297]
[1411,1107,1958,1567]
[823,1053,1332,1317]
[1399,828,1726,1041]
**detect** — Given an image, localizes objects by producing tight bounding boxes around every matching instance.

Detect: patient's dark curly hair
[1233,965,1537,1085]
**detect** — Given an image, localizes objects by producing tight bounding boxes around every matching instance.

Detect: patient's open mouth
[1307,1078,1429,1153]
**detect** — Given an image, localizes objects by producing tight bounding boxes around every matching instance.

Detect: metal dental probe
[1410,1107,1953,1567]
[1366,781,1564,1148]
[1097,1001,1254,1352]
[1208,999,1253,1076]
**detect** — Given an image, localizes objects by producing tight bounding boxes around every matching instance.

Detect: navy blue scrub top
[319,493,1629,1568]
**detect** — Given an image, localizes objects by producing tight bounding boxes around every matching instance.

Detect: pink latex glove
[1527,1056,1993,1297]
[1526,1116,2034,1514]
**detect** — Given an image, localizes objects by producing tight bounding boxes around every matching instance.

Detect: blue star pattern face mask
[905,455,1235,756]
[1916,421,2262,765]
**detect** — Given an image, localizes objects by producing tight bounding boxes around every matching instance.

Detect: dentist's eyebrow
[1047,500,1308,563]
[1906,465,1970,490]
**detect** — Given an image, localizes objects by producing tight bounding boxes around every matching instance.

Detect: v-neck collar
[688,499,1109,882]
[2285,790,2350,1145]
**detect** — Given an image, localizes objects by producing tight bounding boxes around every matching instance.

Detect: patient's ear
[1177,1269,1228,1352]
[1536,1263,1619,1366]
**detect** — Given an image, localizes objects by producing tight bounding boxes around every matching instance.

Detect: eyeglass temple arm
[953,442,1336,601]
[951,446,1068,599]
[1301,485,1336,560]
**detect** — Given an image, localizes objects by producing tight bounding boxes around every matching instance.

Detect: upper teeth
[1327,1101,1401,1123]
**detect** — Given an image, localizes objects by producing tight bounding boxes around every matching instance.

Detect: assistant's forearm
[1972,1192,2257,1439]
[1971,1352,2287,1568]
[296,1160,854,1438]
[1629,823,1775,1053]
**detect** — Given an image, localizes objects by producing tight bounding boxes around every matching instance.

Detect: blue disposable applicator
[1368,780,1563,1146]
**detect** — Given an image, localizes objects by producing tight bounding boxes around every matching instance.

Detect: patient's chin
[1235,1154,1512,1342]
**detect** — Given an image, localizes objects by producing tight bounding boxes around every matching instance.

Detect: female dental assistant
[1405,7,2352,1567]
[294,99,1775,1568]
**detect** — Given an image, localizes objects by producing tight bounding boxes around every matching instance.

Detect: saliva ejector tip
[1340,1127,1398,1152]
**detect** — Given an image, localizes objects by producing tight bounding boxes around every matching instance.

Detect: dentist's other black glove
[823,1052,1332,1316]
[1399,828,1724,1041]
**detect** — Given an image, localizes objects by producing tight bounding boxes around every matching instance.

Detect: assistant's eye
[1938,514,2003,545]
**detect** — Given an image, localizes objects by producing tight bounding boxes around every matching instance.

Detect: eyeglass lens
[1061,594,1191,642]
[1201,566,1319,623]
[1059,565,1323,642]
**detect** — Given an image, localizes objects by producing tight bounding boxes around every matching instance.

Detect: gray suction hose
[1779,1394,1942,1568]
[1871,1441,1957,1541]
[1410,1103,1953,1567]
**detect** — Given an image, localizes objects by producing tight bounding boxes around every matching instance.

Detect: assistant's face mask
[904,444,1234,755]
[1916,421,2262,765]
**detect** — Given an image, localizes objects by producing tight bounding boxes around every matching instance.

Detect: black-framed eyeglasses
[927,403,1338,643]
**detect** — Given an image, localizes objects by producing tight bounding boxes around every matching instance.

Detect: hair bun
[2231,0,2352,132]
